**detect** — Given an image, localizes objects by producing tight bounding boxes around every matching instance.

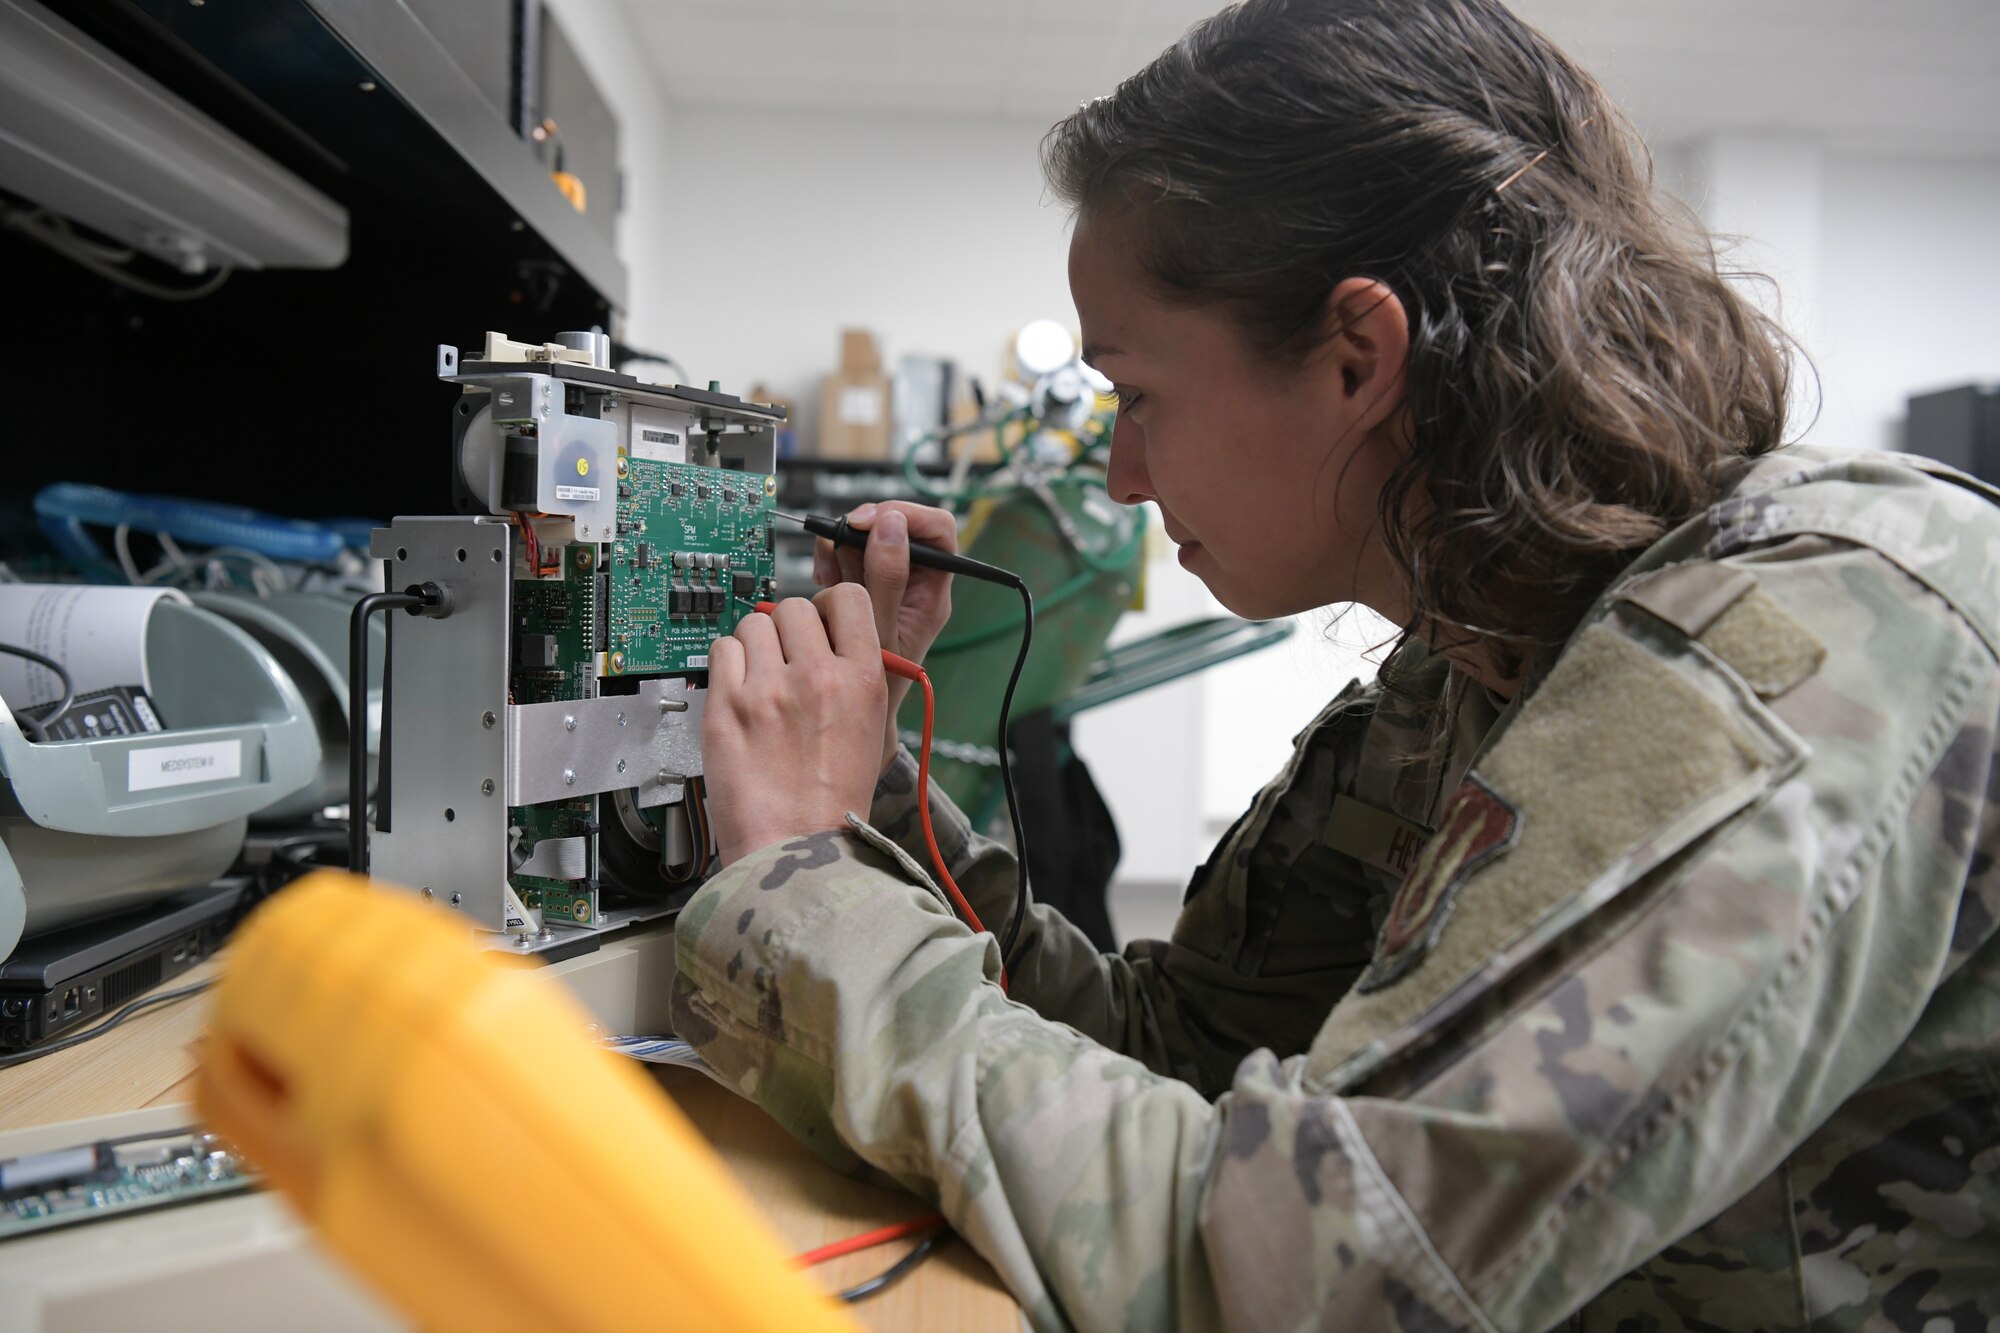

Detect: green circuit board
[0,1130,257,1242]
[505,799,593,924]
[604,457,777,676]
[510,544,598,704]
[504,454,775,919]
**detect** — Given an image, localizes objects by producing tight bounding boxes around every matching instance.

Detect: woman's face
[1068,212,1411,624]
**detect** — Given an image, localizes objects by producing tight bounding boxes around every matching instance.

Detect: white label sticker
[555,485,601,502]
[837,385,884,426]
[686,655,708,668]
[128,740,242,792]
[633,427,682,463]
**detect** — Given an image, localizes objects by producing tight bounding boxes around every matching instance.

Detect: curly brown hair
[1043,0,1795,679]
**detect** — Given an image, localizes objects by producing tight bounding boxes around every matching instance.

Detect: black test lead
[770,508,1036,970]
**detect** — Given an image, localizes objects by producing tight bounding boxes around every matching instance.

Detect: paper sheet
[0,585,190,713]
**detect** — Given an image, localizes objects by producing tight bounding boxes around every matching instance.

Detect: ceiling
[620,0,2000,157]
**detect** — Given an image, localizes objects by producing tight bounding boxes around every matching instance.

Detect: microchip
[708,588,726,616]
[721,489,735,504]
[670,584,688,616]
[696,485,710,501]
[515,633,558,670]
[765,522,775,552]
[671,483,685,498]
[635,542,650,567]
[733,571,756,599]
[618,484,632,498]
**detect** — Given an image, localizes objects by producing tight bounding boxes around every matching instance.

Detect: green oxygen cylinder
[903,476,1143,823]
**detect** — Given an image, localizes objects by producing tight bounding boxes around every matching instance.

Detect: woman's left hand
[701,585,888,868]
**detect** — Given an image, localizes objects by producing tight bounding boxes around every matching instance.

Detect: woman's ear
[1322,277,1410,432]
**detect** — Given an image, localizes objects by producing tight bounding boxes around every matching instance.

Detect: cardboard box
[745,383,799,459]
[817,328,892,460]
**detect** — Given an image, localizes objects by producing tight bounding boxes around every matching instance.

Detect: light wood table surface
[0,956,1021,1332]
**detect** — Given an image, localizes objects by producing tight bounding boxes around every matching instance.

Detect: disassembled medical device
[367,332,783,944]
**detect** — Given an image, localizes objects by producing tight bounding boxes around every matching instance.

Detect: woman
[677,1,2000,1327]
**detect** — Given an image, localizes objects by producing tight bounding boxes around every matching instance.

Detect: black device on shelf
[0,882,241,1051]
[1906,383,2000,486]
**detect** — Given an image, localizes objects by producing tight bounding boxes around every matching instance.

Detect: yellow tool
[196,872,860,1333]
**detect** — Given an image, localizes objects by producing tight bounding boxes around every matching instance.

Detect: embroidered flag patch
[1357,773,1521,992]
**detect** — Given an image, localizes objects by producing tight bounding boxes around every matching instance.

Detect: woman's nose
[1105,417,1153,505]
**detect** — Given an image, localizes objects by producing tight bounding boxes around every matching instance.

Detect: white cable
[112,524,145,584]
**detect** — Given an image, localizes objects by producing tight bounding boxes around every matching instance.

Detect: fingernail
[878,509,907,546]
[851,503,877,524]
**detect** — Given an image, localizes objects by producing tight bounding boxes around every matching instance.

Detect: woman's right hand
[812,500,958,774]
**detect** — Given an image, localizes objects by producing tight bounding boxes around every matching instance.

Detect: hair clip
[1493,117,1596,196]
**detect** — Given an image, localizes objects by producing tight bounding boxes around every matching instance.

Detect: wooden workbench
[0,956,1021,1332]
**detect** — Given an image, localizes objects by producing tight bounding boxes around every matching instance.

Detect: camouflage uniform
[670,445,2000,1331]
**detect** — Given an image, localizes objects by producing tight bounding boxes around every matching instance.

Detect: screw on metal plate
[421,887,433,899]
[577,549,594,569]
[481,778,495,796]
[448,892,461,906]
[617,713,627,727]
[564,769,576,786]
[482,711,497,729]
[616,759,627,774]
[657,769,670,785]
[563,715,577,732]
[611,652,626,672]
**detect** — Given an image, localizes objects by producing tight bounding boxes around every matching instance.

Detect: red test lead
[746,602,1005,990]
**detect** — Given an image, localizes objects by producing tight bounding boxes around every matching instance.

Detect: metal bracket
[505,677,703,807]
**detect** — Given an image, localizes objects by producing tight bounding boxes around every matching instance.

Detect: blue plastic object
[34,483,349,567]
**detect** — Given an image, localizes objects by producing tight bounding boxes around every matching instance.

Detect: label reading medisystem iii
[128,739,243,792]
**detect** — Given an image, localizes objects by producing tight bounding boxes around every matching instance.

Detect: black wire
[349,592,425,874]
[609,340,688,385]
[0,641,74,743]
[994,577,1033,968]
[0,980,214,1069]
[837,1228,948,1303]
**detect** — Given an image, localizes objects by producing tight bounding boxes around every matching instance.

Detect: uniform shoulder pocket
[1307,607,1810,1090]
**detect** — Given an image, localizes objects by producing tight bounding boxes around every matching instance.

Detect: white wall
[1816,153,2000,452]
[1663,136,2000,454]
[654,106,1078,437]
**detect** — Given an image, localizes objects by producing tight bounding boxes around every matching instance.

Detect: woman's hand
[701,586,887,868]
[812,501,957,773]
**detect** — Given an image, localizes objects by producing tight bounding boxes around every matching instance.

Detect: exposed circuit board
[605,457,777,675]
[504,453,778,924]
[1,1128,257,1241]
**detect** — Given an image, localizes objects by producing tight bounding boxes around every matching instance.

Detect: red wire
[744,602,999,1270]
[910,670,1007,991]
[750,602,1007,991]
[517,513,540,576]
[796,1212,946,1267]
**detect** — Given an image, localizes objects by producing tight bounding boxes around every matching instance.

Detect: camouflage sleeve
[671,537,2000,1331]
[861,745,1224,1087]
[861,676,1399,1098]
